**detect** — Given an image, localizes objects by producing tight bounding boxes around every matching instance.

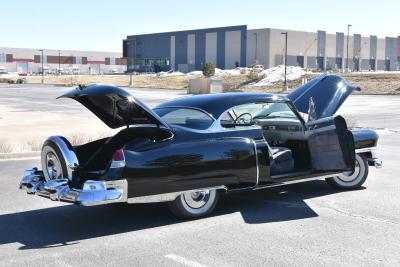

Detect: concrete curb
[0,151,40,160]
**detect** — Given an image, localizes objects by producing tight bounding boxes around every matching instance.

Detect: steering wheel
[235,113,253,125]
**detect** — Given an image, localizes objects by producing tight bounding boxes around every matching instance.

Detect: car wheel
[168,189,219,219]
[325,154,369,189]
[41,139,69,181]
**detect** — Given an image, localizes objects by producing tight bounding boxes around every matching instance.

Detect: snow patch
[247,65,304,87]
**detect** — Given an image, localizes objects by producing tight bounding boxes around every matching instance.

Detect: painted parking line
[165,254,208,267]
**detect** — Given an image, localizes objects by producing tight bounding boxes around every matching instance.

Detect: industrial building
[0,47,127,74]
[123,25,400,72]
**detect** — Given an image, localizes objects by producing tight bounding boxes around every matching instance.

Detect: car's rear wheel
[168,189,219,219]
[325,154,369,189]
[41,139,69,181]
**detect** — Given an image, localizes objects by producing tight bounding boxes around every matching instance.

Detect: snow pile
[157,71,186,77]
[248,65,304,87]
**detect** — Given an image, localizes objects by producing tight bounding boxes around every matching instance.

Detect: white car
[0,71,18,83]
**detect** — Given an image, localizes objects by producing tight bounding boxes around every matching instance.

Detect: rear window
[154,107,214,130]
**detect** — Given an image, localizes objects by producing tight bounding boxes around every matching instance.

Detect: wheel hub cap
[183,190,210,209]
[46,152,62,180]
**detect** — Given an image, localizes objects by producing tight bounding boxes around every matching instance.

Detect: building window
[109,57,116,65]
[75,56,82,64]
[0,53,6,62]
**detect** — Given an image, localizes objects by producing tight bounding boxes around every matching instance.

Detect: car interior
[221,102,312,177]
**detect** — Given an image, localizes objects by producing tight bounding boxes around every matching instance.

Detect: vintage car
[20,74,382,218]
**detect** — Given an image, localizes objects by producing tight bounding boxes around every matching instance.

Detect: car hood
[287,74,359,120]
[58,84,169,129]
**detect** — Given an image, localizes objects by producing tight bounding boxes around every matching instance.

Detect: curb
[0,151,40,160]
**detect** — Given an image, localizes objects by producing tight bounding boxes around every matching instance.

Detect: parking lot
[0,84,400,266]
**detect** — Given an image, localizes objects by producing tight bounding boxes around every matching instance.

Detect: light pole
[39,49,44,83]
[253,32,258,62]
[58,50,61,75]
[346,24,352,72]
[281,32,288,92]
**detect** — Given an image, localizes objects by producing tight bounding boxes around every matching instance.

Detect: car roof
[155,92,289,119]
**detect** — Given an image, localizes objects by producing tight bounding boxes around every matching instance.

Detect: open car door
[305,116,355,172]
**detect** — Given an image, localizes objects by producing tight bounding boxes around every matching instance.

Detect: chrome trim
[373,159,382,168]
[355,146,382,169]
[252,139,259,186]
[355,146,377,155]
[20,168,127,206]
[127,185,227,204]
[253,173,342,190]
[46,136,79,179]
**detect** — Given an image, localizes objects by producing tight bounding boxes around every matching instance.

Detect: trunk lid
[58,84,170,129]
[287,74,359,120]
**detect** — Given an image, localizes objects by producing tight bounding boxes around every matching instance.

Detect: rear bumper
[355,147,382,169]
[19,168,127,206]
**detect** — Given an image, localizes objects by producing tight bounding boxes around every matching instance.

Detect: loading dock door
[296,56,304,68]
[385,60,390,71]
[317,57,324,70]
[369,59,376,71]
[16,62,28,74]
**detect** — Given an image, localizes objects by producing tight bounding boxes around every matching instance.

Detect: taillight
[111,149,125,168]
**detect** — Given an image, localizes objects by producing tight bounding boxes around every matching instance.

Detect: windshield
[252,102,297,120]
[154,107,214,130]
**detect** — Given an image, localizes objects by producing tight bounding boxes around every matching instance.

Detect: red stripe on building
[13,58,34,62]
[87,60,105,64]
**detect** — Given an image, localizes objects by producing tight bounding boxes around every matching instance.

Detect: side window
[156,108,214,130]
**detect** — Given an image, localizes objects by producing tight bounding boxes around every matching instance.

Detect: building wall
[246,29,269,67]
[125,25,247,72]
[124,25,398,72]
[0,47,126,74]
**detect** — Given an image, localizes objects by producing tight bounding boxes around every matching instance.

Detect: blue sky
[0,0,397,52]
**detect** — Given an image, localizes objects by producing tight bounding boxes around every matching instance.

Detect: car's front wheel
[168,189,219,219]
[325,154,369,189]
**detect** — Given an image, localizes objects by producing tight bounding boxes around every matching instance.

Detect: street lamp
[39,49,44,83]
[346,24,352,72]
[58,50,61,75]
[253,32,258,62]
[281,32,288,92]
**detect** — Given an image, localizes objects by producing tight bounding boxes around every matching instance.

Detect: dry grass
[26,74,195,89]
[0,140,13,153]
[23,72,400,94]
[244,72,400,94]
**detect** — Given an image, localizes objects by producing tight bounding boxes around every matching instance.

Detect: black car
[20,74,382,218]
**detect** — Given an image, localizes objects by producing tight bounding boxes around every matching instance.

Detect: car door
[305,116,355,172]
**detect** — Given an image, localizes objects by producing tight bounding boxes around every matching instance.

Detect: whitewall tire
[326,154,369,189]
[168,189,219,219]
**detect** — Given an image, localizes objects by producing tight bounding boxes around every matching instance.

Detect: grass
[21,72,400,94]
[0,140,13,153]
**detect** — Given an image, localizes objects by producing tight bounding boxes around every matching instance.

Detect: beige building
[0,47,127,74]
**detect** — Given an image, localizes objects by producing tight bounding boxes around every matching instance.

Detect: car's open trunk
[73,127,173,177]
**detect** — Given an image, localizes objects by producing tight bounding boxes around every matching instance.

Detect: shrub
[202,62,215,77]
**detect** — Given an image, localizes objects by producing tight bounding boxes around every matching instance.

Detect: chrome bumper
[19,168,127,206]
[355,147,383,169]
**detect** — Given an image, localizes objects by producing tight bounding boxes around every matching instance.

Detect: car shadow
[0,180,364,250]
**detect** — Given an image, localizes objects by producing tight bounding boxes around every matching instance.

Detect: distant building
[0,47,127,74]
[123,25,400,72]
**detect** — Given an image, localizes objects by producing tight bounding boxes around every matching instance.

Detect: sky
[0,0,398,52]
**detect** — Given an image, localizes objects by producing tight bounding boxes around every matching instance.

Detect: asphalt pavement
[0,84,399,266]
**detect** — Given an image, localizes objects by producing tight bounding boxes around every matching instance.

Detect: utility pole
[253,32,258,62]
[281,32,288,92]
[39,49,44,83]
[346,24,352,72]
[58,50,61,75]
